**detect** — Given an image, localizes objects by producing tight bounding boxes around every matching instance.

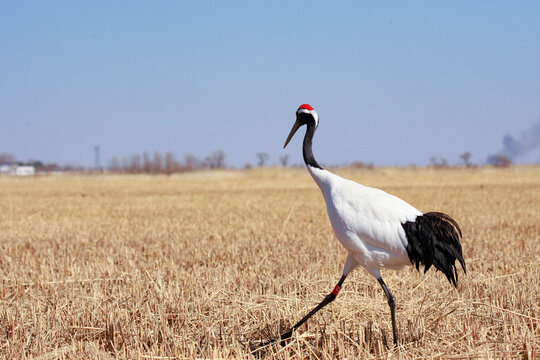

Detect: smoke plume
[491,120,540,161]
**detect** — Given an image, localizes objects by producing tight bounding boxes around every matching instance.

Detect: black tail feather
[402,212,466,286]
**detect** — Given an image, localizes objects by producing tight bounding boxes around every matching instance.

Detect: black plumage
[402,212,467,286]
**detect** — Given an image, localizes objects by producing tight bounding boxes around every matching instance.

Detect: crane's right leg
[377,277,398,346]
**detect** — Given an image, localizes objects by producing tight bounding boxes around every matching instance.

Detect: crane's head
[283,104,319,148]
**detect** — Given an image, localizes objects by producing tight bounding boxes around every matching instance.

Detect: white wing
[308,167,421,272]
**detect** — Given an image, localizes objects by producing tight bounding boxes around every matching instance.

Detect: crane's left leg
[252,275,347,353]
[377,277,398,346]
[253,255,357,352]
[278,274,347,344]
[278,254,357,344]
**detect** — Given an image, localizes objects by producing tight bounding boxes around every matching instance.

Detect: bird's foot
[249,329,294,357]
[279,330,293,347]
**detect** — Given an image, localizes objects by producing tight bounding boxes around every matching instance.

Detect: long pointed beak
[283,120,301,148]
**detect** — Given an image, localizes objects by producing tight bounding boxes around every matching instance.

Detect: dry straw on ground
[1,167,538,359]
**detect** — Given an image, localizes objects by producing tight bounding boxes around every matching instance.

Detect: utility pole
[94,145,100,171]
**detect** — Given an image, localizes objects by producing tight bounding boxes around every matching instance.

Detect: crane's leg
[253,255,357,353]
[278,274,347,344]
[254,274,347,351]
[377,277,398,346]
[276,254,357,345]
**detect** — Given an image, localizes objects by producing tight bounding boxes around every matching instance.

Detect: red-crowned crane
[271,104,466,347]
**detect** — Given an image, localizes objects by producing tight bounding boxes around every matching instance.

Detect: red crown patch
[298,104,314,111]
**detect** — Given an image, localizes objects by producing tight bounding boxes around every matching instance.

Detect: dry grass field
[1,166,539,359]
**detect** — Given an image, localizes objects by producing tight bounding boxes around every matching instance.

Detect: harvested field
[1,167,539,359]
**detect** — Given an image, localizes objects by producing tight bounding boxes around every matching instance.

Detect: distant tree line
[486,154,512,167]
[1,149,518,175]
[107,150,226,174]
[429,151,513,169]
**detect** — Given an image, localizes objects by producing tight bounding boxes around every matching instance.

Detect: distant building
[0,164,11,174]
[0,165,35,176]
[16,166,35,176]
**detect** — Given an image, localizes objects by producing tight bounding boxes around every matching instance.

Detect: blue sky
[1,2,539,167]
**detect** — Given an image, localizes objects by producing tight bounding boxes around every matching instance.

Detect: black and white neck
[296,107,323,170]
[301,117,323,170]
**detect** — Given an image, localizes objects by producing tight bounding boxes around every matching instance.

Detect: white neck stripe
[296,108,319,127]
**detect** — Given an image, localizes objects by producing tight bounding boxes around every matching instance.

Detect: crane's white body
[307,165,422,279]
